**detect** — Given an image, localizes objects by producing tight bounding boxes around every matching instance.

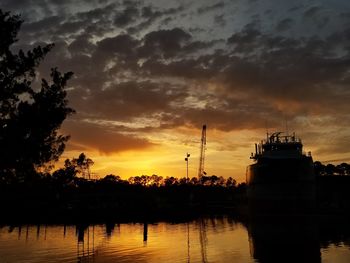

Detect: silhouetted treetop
[0,10,22,53]
[0,9,74,181]
[314,161,350,176]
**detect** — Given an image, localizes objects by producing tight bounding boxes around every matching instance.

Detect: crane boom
[198,124,207,178]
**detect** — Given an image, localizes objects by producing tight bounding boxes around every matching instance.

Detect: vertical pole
[187,155,189,181]
[185,153,190,182]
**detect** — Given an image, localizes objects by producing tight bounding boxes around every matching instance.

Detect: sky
[3,0,350,181]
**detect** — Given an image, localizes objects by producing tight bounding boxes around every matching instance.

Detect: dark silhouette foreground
[0,173,246,223]
[0,10,74,183]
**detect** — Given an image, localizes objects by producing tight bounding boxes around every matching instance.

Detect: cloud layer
[4,0,350,175]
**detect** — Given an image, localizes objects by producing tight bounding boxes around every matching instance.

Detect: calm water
[0,216,349,263]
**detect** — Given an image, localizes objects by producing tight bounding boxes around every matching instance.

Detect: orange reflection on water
[1,216,350,263]
[0,218,253,263]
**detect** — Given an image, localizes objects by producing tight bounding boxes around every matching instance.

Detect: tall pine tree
[0,10,74,182]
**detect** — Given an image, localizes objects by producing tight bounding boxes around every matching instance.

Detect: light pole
[185,153,190,182]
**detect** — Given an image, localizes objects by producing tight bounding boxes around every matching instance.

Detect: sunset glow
[3,0,350,181]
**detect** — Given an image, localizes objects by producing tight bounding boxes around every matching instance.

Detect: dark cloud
[127,5,185,33]
[75,3,117,21]
[223,29,350,113]
[303,6,321,18]
[63,120,154,154]
[197,2,225,14]
[275,18,293,32]
[314,135,350,156]
[288,5,305,12]
[4,0,350,157]
[141,5,184,19]
[68,34,95,55]
[72,80,187,121]
[227,22,262,53]
[34,21,350,135]
[214,14,226,27]
[96,34,139,58]
[140,57,217,81]
[177,103,282,132]
[302,6,331,29]
[22,15,63,33]
[138,28,191,58]
[114,6,140,27]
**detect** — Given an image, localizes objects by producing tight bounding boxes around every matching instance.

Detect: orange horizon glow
[56,125,349,183]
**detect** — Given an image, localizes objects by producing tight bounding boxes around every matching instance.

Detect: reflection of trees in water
[105,223,115,238]
[8,224,47,241]
[4,217,350,263]
[143,223,148,243]
[76,225,95,263]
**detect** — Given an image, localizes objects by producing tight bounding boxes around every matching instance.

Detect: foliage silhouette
[314,161,350,176]
[0,10,74,181]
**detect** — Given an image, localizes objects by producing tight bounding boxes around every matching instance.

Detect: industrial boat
[246,132,316,212]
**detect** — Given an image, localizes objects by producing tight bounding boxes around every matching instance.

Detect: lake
[0,216,349,262]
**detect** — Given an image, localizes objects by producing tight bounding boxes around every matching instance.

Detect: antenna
[198,124,207,178]
[285,116,289,136]
[265,120,269,141]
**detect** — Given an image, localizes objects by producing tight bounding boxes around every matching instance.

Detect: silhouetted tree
[179,177,188,185]
[338,163,350,176]
[128,176,142,185]
[73,153,94,179]
[326,164,336,176]
[0,10,74,181]
[314,161,350,176]
[226,177,237,188]
[164,176,179,186]
[190,177,199,185]
[150,174,163,187]
[199,175,210,185]
[102,174,122,182]
[314,161,326,176]
[52,159,78,186]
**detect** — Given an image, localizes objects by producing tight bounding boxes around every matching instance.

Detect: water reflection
[143,223,148,243]
[0,216,349,262]
[198,218,208,263]
[76,225,95,262]
[105,223,115,238]
[248,216,321,263]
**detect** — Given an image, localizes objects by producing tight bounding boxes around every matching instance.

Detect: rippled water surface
[0,216,349,262]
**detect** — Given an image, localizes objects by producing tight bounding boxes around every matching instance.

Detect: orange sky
[60,125,344,182]
[7,0,350,181]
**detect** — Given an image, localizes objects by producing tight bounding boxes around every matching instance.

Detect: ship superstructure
[246,132,316,212]
[250,132,308,161]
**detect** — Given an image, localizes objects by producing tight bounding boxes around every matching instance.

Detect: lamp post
[185,153,190,182]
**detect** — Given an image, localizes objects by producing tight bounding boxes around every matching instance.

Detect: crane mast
[198,124,207,178]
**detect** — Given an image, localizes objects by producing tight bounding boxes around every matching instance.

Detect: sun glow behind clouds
[62,127,261,182]
[6,0,350,180]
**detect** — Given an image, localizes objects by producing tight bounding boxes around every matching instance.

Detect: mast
[198,124,207,178]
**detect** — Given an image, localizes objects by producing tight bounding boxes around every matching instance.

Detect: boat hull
[246,157,316,213]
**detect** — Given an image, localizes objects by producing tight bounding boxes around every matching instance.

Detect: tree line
[314,161,350,177]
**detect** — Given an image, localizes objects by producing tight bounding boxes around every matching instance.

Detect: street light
[185,153,190,181]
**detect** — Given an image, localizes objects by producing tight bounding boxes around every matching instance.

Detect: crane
[198,124,207,178]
